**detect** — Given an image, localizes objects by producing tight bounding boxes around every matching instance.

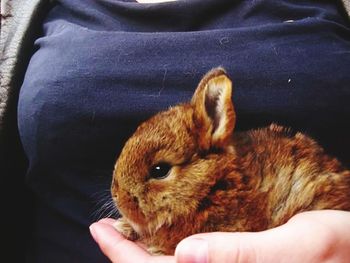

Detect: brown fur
[111,68,350,255]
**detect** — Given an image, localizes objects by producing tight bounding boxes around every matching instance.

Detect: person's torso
[18,0,350,261]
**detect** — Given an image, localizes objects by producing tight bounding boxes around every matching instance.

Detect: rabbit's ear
[191,68,236,151]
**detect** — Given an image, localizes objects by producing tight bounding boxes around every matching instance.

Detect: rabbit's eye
[149,162,171,180]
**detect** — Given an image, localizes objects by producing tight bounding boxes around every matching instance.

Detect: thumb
[174,232,258,263]
[174,211,343,263]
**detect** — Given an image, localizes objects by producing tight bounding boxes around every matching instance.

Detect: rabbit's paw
[113,217,139,241]
[147,245,165,256]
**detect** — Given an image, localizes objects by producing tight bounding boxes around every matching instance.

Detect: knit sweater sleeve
[343,0,350,17]
[0,0,48,129]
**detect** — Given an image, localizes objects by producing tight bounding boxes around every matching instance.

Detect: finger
[175,210,350,263]
[93,218,151,250]
[90,220,175,263]
[90,221,148,262]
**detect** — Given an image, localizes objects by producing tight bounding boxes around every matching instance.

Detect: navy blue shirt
[18,0,350,262]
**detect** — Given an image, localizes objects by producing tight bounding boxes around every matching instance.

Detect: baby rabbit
[111,67,350,255]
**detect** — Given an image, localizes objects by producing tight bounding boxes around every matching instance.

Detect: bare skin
[90,210,350,263]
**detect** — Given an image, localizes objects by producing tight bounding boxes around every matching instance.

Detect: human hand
[89,210,350,263]
[89,218,174,263]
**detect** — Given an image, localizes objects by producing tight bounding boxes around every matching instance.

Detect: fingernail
[176,238,208,263]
